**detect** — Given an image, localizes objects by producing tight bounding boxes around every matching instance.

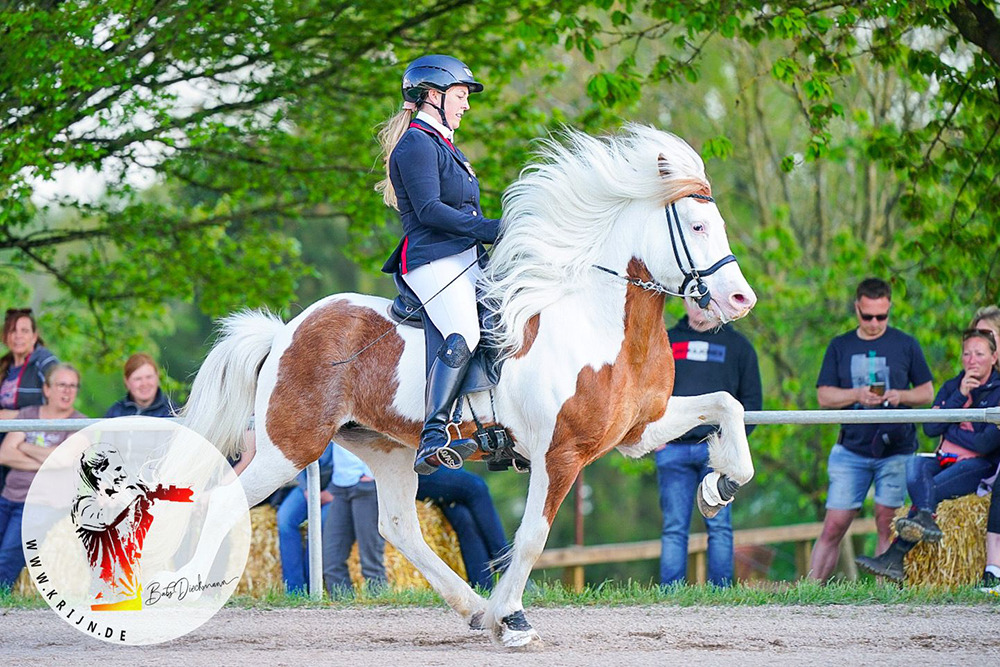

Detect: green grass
[5,579,996,611]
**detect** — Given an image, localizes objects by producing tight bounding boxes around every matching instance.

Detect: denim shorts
[826,444,908,510]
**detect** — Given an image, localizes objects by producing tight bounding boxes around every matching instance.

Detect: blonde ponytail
[375,108,414,210]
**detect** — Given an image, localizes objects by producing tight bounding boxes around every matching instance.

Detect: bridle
[593,193,737,309]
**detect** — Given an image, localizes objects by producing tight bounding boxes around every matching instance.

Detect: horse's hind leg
[352,440,487,626]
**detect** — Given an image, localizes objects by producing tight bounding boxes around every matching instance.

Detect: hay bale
[895,493,991,587]
[235,505,284,595]
[238,500,466,596]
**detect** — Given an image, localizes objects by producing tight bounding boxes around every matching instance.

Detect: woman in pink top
[856,330,1000,581]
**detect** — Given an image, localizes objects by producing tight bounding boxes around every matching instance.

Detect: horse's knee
[514,522,549,562]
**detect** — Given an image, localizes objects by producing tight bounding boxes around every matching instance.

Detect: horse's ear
[657,153,671,178]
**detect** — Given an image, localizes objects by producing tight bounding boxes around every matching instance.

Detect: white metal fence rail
[3,407,999,599]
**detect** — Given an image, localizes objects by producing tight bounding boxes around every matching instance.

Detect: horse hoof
[495,610,543,649]
[696,489,724,519]
[469,610,486,630]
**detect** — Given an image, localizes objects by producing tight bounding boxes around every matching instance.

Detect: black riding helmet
[402,55,484,129]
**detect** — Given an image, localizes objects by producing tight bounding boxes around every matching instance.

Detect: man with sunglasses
[809,278,934,581]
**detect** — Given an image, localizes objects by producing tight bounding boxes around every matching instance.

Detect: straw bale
[238,500,466,595]
[895,493,991,587]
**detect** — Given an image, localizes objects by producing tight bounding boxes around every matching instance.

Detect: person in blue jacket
[103,353,178,418]
[857,329,1000,581]
[376,55,500,475]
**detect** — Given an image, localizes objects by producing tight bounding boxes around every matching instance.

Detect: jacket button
[472,211,478,216]
[468,177,473,182]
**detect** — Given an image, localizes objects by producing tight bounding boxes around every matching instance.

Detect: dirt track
[3,605,999,666]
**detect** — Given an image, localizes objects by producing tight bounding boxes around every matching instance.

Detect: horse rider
[377,55,500,475]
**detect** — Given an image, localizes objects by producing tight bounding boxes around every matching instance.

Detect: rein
[592,193,737,309]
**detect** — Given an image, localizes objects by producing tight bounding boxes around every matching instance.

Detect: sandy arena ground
[3,605,999,666]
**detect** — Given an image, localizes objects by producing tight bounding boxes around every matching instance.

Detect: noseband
[593,193,737,309]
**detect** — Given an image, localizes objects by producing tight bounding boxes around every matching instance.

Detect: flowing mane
[482,124,712,357]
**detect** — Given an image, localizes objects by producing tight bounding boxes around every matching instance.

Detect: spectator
[0,363,86,589]
[1,309,59,493]
[970,305,1000,371]
[981,457,1000,594]
[856,329,1000,580]
[278,443,333,594]
[104,353,178,418]
[417,466,509,590]
[810,278,934,581]
[654,297,762,587]
[322,444,385,594]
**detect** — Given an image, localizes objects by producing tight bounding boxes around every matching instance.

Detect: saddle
[389,274,529,473]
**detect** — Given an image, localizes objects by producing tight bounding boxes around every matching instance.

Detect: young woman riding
[376,55,500,475]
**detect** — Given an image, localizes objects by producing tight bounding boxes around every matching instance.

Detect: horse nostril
[729,291,756,309]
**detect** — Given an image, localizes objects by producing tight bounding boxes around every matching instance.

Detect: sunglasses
[5,307,32,318]
[858,312,889,322]
[964,328,997,345]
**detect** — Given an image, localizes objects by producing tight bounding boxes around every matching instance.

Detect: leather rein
[593,193,737,309]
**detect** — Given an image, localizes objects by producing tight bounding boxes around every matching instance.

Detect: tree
[555,1,999,519]
[0,0,584,366]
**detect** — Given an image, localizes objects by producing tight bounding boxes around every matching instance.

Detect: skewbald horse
[180,125,757,648]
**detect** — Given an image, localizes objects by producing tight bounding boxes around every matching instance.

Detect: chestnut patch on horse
[543,259,675,523]
[266,300,505,467]
[266,300,423,467]
[512,314,541,360]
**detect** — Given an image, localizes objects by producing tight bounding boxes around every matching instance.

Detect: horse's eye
[693,224,706,233]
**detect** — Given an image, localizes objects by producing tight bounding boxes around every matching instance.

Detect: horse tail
[181,309,285,461]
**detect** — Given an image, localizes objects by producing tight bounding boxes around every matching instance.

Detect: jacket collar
[415,111,454,142]
[122,388,170,412]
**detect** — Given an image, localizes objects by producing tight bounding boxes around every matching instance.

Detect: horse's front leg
[483,449,581,649]
[619,392,754,517]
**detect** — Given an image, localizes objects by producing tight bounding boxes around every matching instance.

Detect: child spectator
[104,353,177,418]
[0,363,86,589]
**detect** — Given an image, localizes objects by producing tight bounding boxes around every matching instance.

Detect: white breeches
[402,246,484,351]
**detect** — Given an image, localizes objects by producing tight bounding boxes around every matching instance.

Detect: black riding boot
[855,538,917,582]
[414,333,480,475]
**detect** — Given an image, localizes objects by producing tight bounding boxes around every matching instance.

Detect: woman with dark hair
[856,329,1000,581]
[377,55,500,475]
[0,308,60,505]
[0,308,59,419]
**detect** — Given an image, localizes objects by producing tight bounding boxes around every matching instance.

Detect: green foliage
[8,579,994,610]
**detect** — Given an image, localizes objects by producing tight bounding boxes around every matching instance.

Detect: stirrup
[414,423,478,475]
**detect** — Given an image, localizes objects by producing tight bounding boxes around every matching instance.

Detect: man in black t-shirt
[809,278,934,581]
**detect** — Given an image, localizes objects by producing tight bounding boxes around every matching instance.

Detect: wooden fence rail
[533,518,878,591]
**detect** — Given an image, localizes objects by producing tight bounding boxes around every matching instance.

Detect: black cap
[402,55,484,103]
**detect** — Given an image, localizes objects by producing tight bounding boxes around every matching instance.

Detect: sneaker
[979,570,1000,596]
[894,509,943,543]
[856,554,904,582]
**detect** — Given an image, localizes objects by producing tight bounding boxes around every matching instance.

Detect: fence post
[794,539,813,578]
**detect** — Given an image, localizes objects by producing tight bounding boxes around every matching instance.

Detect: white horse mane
[482,123,711,357]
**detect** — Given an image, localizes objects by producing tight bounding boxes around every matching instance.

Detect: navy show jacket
[381,119,499,275]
